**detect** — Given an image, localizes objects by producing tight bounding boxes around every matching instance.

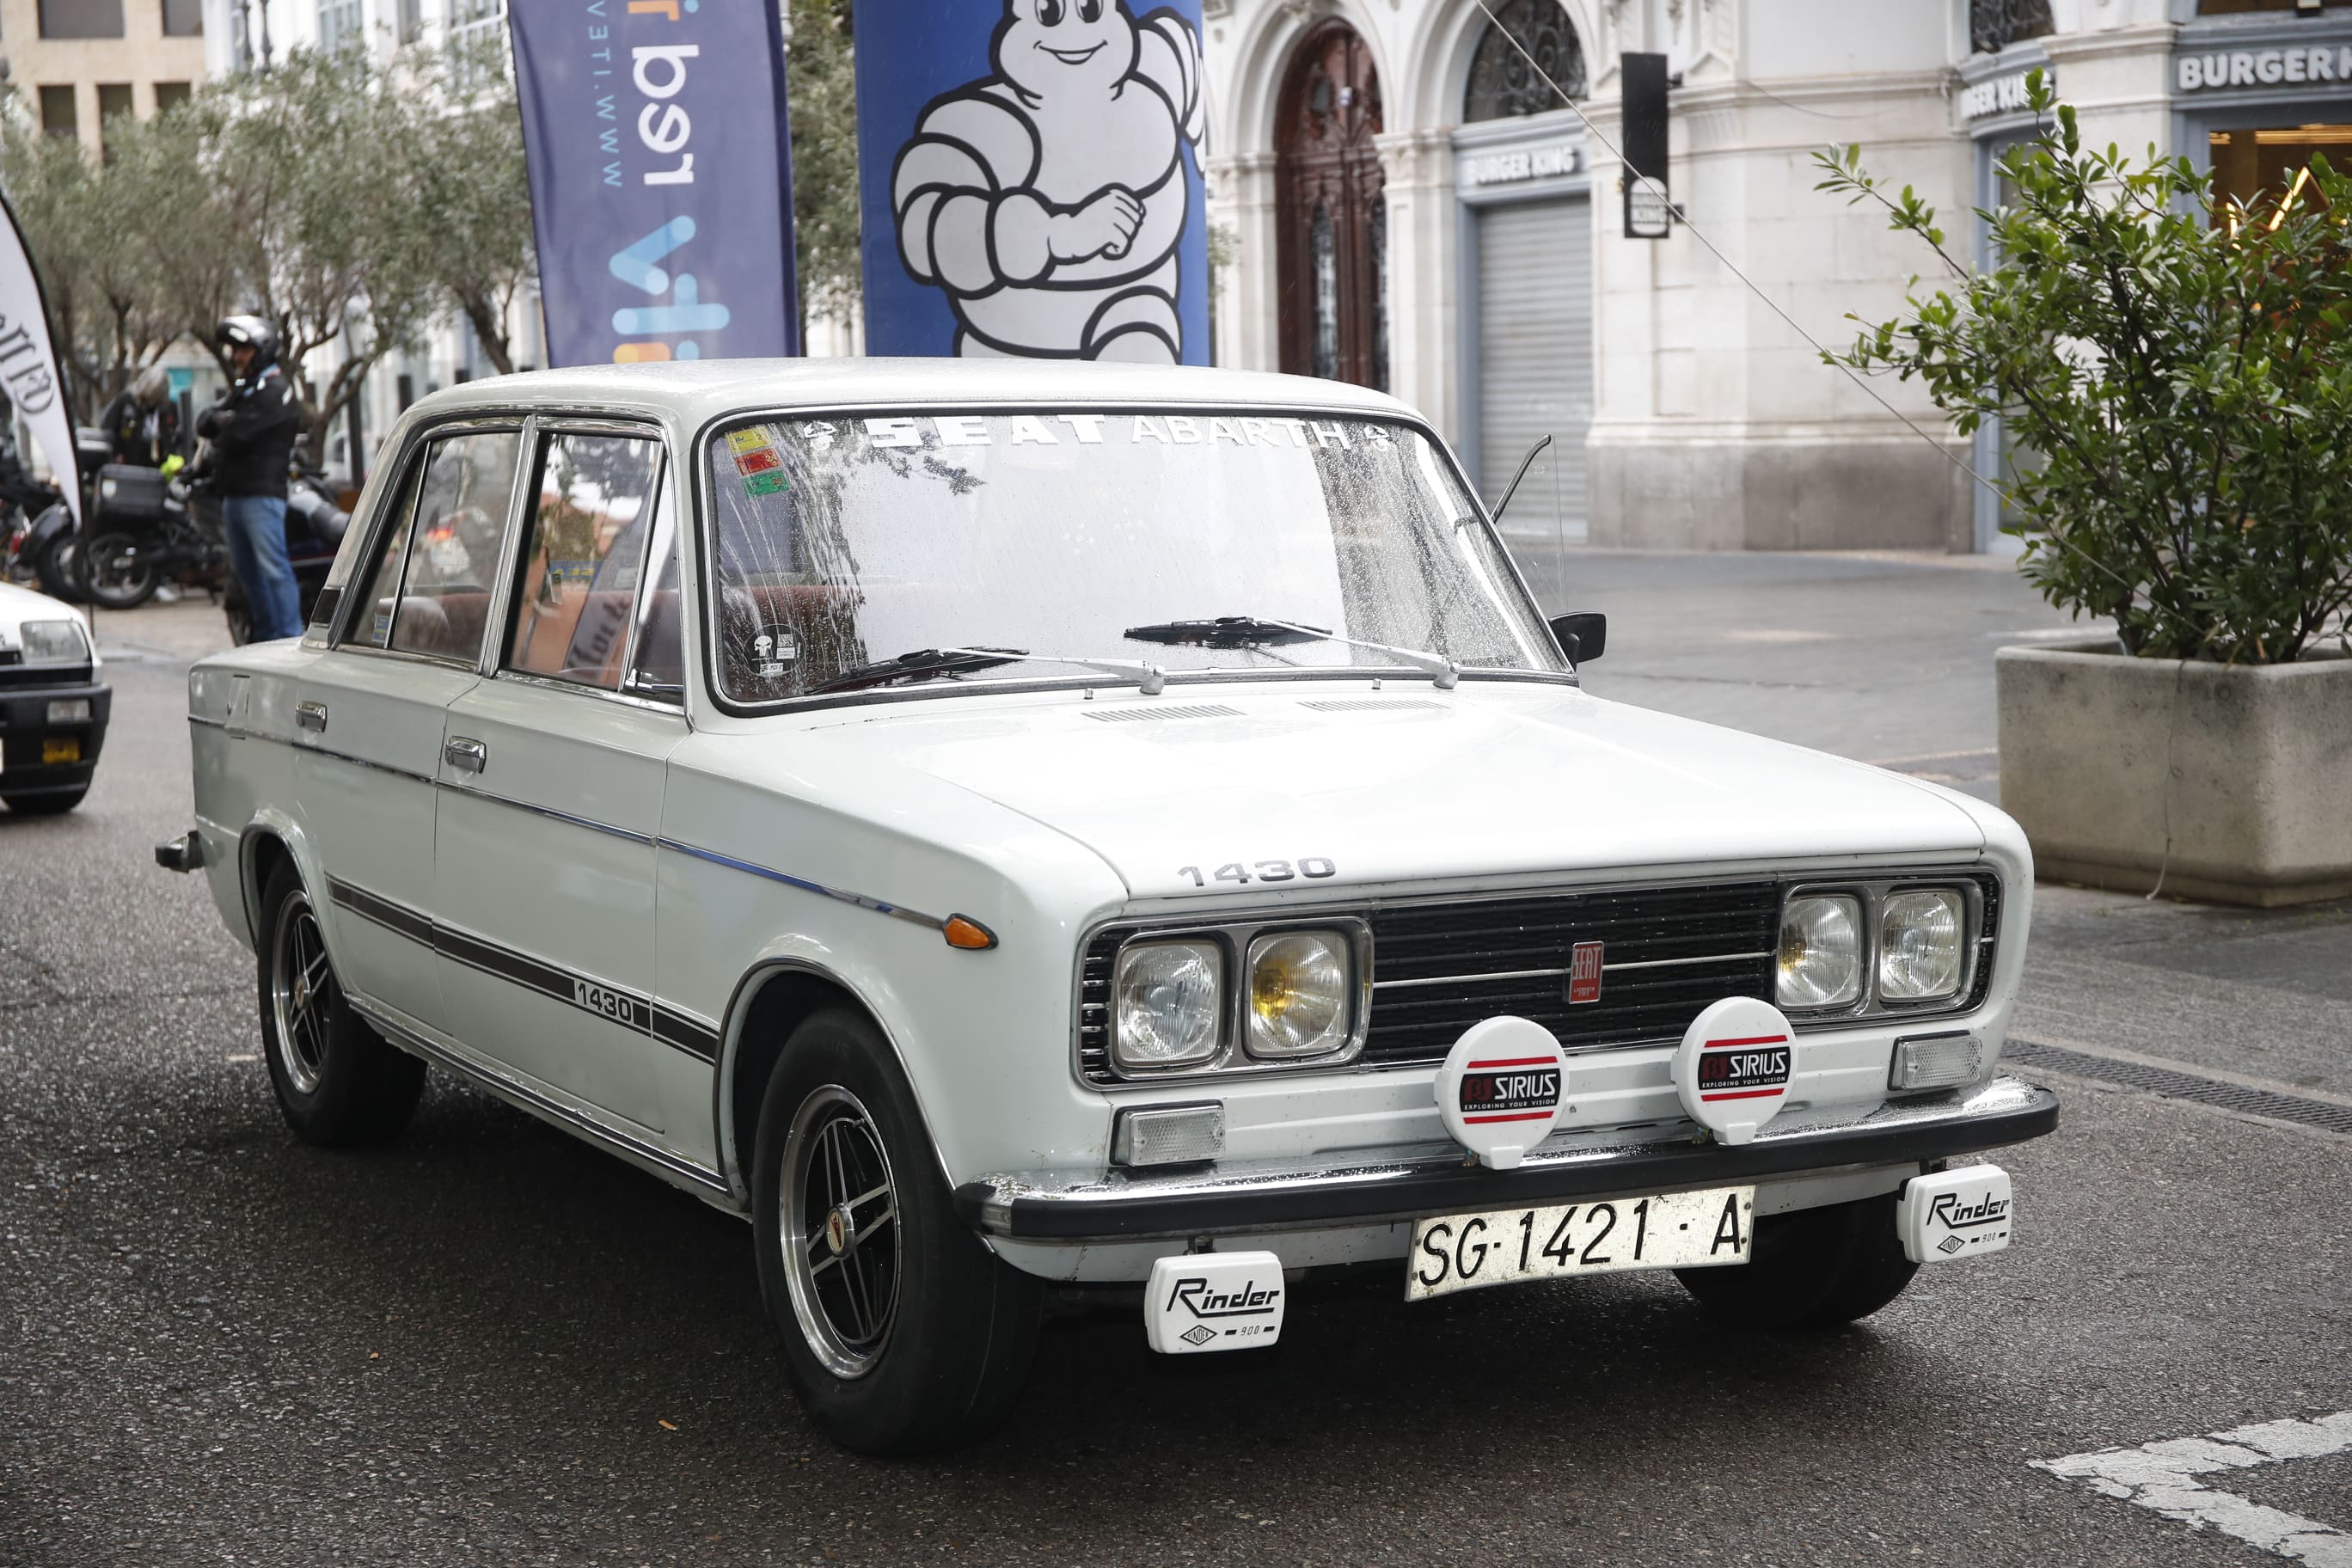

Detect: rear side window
[348,428,522,661]
[505,431,666,692]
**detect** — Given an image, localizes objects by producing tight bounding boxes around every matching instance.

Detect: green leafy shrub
[1815,73,2350,665]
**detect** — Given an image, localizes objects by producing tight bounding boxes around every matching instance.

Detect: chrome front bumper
[954,1075,2058,1243]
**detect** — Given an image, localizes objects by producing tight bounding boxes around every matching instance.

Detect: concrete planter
[1996,637,2352,906]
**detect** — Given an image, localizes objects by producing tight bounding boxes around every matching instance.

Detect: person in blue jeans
[194,315,304,642]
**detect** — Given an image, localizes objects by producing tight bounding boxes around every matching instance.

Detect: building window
[2211,126,2351,226]
[39,85,78,139]
[161,0,200,34]
[397,0,421,42]
[154,82,192,113]
[317,0,361,51]
[449,0,505,72]
[97,83,133,161]
[1463,0,1585,120]
[1969,0,2054,57]
[1276,20,1387,391]
[37,0,125,38]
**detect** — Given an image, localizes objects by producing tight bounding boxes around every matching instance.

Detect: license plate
[1405,1185,1755,1302]
[41,738,79,764]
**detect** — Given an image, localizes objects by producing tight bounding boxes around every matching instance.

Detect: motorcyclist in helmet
[99,365,184,468]
[193,315,304,641]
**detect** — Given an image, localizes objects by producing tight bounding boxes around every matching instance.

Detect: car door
[296,421,524,1031]
[431,421,687,1136]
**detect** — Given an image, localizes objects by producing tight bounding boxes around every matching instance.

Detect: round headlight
[1112,939,1223,1071]
[1245,930,1352,1058]
[1777,894,1862,1009]
[1880,889,1964,1001]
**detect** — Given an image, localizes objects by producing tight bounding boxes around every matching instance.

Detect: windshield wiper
[811,646,1172,696]
[1123,616,1460,689]
[808,647,1026,695]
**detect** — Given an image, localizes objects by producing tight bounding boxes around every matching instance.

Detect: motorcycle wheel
[33,536,86,603]
[82,530,158,609]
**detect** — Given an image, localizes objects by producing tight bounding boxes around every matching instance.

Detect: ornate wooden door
[1275,21,1387,390]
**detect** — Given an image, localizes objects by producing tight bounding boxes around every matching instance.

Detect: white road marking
[2035,1412,2352,1565]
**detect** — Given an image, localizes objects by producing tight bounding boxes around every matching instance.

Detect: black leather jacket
[193,363,300,499]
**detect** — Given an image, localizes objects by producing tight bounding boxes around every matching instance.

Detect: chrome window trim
[687,400,1573,720]
[484,666,697,722]
[1098,916,1376,1083]
[1069,864,2006,1091]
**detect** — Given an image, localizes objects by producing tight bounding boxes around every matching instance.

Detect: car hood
[0,578,89,639]
[797,683,1987,899]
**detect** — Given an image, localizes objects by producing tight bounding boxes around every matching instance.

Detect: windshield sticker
[750,628,799,676]
[743,471,788,496]
[735,446,782,475]
[726,428,769,455]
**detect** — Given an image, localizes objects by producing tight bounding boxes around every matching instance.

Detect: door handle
[443,737,487,775]
[295,701,328,733]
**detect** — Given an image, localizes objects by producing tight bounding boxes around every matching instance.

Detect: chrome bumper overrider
[954,1075,2058,1242]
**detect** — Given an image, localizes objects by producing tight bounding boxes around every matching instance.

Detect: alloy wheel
[270,892,337,1094]
[779,1085,902,1380]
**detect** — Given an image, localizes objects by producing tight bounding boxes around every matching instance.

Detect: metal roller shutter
[1476,195,1592,540]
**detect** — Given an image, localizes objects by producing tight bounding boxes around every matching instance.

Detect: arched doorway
[1275,21,1387,391]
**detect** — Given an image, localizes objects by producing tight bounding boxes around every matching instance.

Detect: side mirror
[1548,611,1606,665]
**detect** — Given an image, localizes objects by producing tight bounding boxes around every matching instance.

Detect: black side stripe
[325,879,718,1064]
[328,877,433,945]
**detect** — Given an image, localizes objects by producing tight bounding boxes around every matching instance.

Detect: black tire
[81,530,157,609]
[33,535,84,603]
[1675,1190,1917,1331]
[254,861,425,1147]
[3,788,87,815]
[751,1008,1042,1455]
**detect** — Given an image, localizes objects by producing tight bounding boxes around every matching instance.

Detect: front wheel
[81,530,158,609]
[1675,1189,1918,1331]
[255,862,425,1146]
[33,535,83,603]
[751,1008,1042,1455]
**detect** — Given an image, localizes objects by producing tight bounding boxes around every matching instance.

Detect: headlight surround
[19,619,90,665]
[1777,893,1863,1009]
[1112,938,1224,1071]
[1245,929,1353,1059]
[1879,889,1965,1001]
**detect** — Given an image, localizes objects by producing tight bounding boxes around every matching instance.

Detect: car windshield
[703,409,1564,705]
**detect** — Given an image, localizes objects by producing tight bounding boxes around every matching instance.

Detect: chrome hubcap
[780,1086,899,1381]
[270,894,335,1095]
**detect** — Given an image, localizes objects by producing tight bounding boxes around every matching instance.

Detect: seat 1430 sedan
[165,360,2056,1453]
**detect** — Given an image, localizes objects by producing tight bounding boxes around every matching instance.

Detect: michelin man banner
[854,0,1209,363]
[508,0,801,366]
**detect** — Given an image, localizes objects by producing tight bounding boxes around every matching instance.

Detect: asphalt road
[4,567,2349,1567]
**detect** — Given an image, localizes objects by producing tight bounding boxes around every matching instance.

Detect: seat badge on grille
[1673,995,1797,1147]
[1436,1016,1570,1171]
[1567,940,1604,1004]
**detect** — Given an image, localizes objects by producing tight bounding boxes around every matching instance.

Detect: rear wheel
[751,1008,1042,1455]
[1675,1190,1917,1331]
[255,861,424,1146]
[82,530,158,609]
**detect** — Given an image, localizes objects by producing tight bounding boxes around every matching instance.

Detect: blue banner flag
[508,0,801,366]
[853,0,1208,364]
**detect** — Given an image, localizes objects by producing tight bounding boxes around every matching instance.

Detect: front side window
[506,431,665,692]
[350,428,521,662]
[703,411,1560,707]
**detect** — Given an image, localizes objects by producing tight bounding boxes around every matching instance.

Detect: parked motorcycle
[21,428,117,603]
[75,462,226,610]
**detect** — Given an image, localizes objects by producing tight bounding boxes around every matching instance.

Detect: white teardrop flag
[0,189,80,528]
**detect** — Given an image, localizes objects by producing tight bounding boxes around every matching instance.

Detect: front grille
[1362,882,1780,1065]
[1076,873,2000,1086]
[0,661,95,689]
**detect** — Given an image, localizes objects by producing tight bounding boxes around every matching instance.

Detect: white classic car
[0,579,108,812]
[168,361,2055,1453]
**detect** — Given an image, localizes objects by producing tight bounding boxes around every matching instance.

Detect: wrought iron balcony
[1971,0,2055,56]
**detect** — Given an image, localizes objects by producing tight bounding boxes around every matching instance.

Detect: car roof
[403,358,1421,431]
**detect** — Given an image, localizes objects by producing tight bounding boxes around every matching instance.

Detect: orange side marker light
[943,916,998,951]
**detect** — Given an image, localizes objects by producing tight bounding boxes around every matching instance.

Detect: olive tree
[1816,74,2352,665]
